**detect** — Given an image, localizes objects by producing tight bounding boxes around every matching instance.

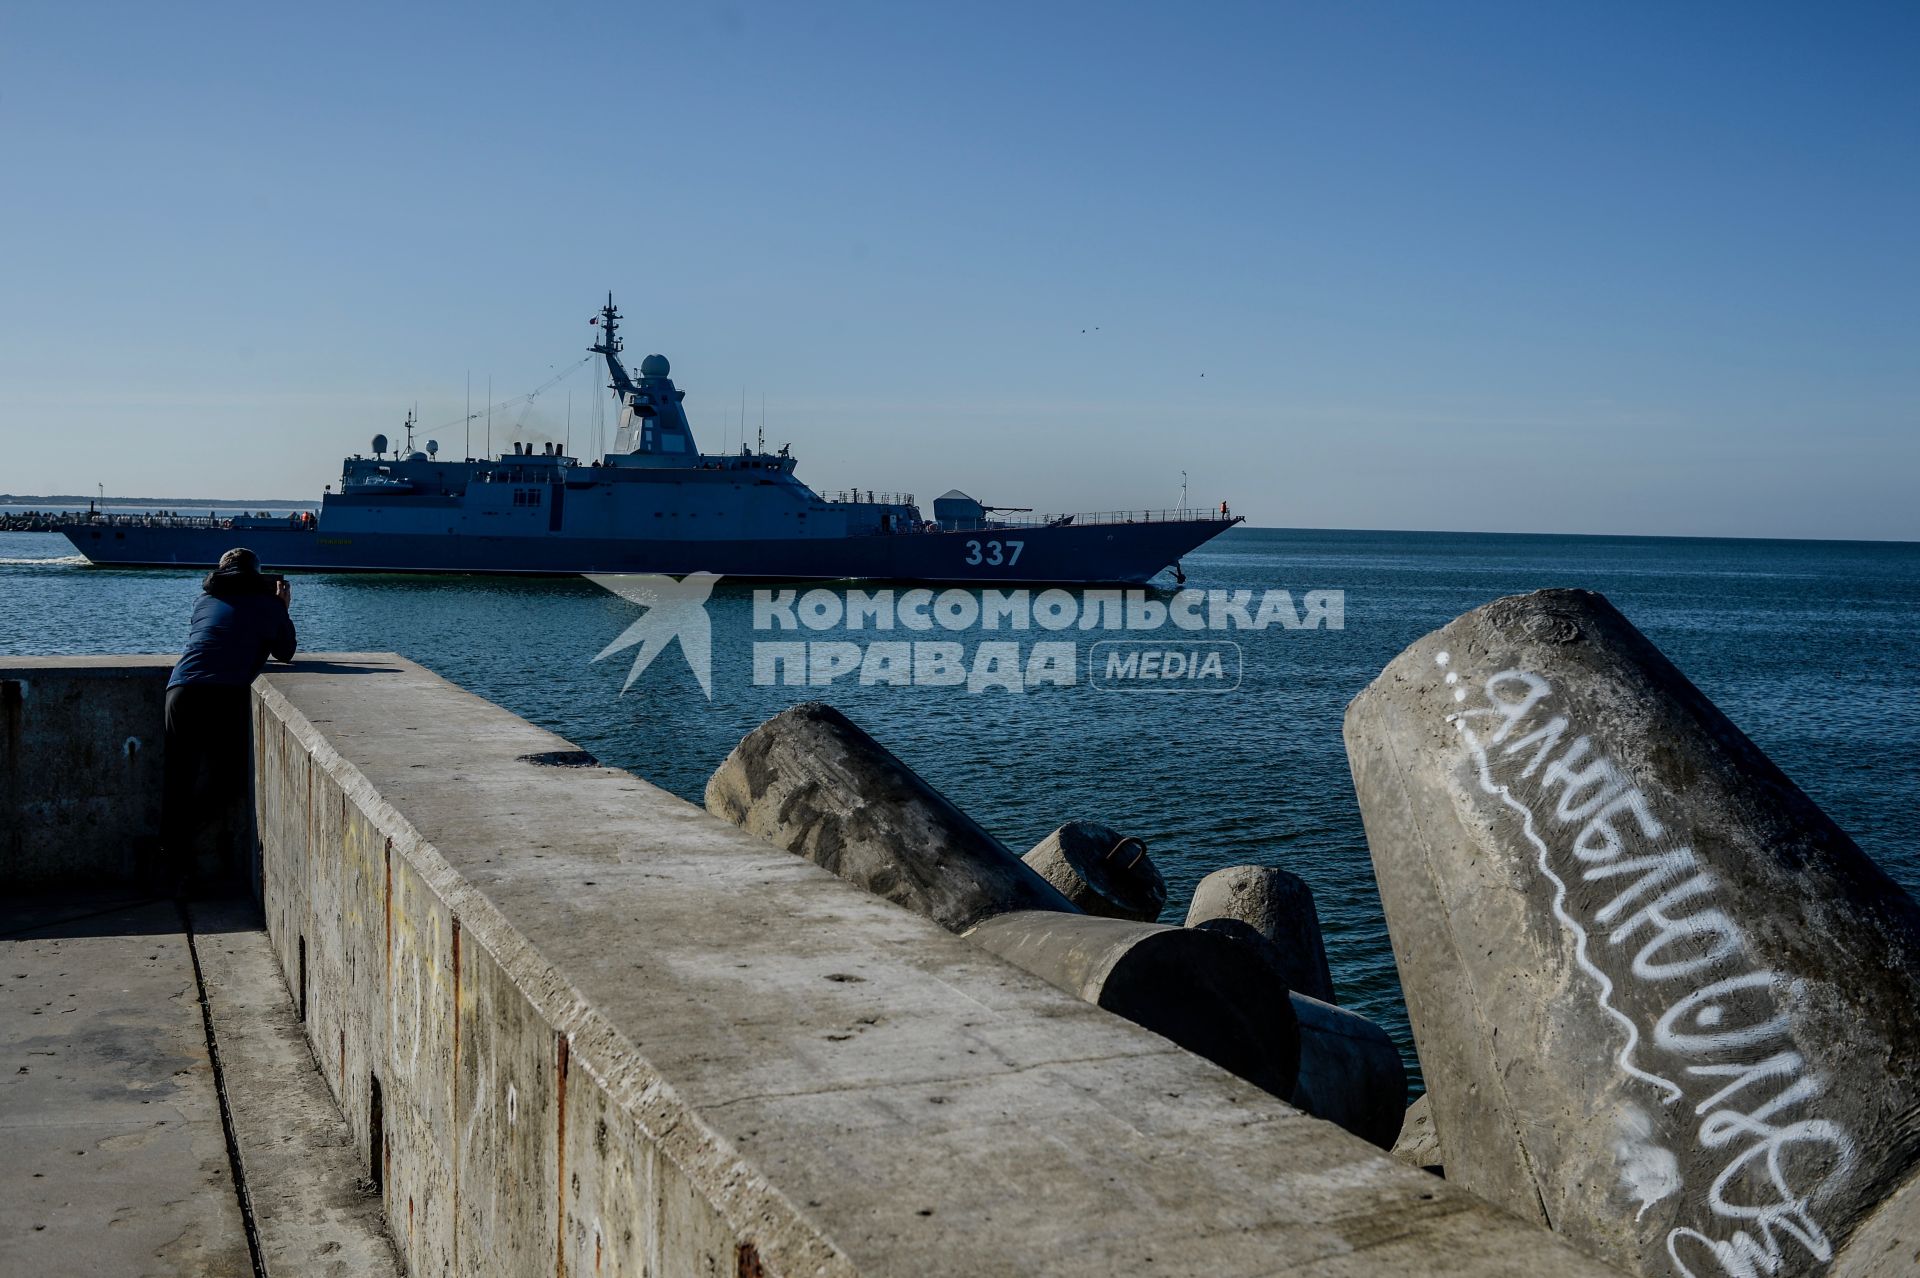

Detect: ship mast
[590,294,636,398]
[587,291,700,457]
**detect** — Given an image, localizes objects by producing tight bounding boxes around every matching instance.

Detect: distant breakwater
[2,512,69,532]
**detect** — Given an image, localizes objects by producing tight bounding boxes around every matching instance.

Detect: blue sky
[2,1,1915,538]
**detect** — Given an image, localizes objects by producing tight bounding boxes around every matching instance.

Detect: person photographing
[163,547,297,890]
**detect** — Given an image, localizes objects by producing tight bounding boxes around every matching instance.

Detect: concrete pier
[1,656,174,886]
[1345,589,1920,1275]
[3,654,1624,1275]
[1,896,253,1276]
[263,656,1613,1275]
[0,889,397,1278]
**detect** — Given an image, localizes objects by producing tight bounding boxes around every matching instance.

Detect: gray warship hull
[59,515,1235,584]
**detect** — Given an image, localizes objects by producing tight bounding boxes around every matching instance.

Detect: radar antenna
[589,293,636,398]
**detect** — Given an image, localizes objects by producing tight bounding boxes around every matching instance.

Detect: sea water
[4,526,1917,1081]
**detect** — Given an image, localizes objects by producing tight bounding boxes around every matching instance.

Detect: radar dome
[371,433,389,455]
[426,439,439,456]
[639,354,671,378]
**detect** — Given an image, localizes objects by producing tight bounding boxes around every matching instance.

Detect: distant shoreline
[1,494,316,509]
[2,499,1912,545]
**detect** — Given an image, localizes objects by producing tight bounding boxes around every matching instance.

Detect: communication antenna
[566,389,572,458]
[1178,470,1189,513]
[758,393,766,454]
[486,375,493,458]
[465,371,471,460]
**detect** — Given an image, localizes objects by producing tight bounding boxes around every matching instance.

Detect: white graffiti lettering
[1444,656,1851,1277]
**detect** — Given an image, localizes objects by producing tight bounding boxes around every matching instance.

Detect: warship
[59,297,1240,583]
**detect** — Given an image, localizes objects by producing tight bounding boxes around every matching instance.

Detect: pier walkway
[2,893,397,1277]
[1,653,1610,1276]
[4,896,251,1274]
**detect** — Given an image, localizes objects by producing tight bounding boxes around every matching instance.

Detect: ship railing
[54,512,318,531]
[967,507,1230,530]
[825,490,917,507]
[852,507,1232,537]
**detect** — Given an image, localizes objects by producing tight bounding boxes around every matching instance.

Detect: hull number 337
[964,539,1024,567]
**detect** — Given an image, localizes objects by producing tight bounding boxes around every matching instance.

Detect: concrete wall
[252,653,1616,1277]
[0,656,173,886]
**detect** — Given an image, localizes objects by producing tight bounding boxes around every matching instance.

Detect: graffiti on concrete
[1437,651,1854,1278]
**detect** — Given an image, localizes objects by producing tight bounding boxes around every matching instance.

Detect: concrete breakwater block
[705,701,1074,932]
[1288,992,1406,1149]
[1177,865,1400,1144]
[709,706,1301,1099]
[1392,1094,1443,1174]
[964,910,1301,1099]
[1021,821,1167,921]
[1184,864,1337,1004]
[1345,588,1920,1276]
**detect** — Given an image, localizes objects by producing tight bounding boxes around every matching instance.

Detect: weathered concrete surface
[1167,870,1404,1145]
[962,909,1300,1098]
[1392,1094,1444,1175]
[1834,1166,1920,1276]
[0,656,173,887]
[1185,864,1337,1004]
[1346,589,1920,1276]
[259,654,1619,1277]
[704,700,1075,931]
[1021,820,1167,921]
[0,895,252,1276]
[192,899,401,1277]
[1289,993,1406,1150]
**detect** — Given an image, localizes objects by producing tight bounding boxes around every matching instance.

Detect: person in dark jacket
[163,547,297,887]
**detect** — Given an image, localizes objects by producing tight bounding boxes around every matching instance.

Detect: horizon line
[4,495,1915,548]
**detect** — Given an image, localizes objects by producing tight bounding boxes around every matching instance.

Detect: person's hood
[202,564,274,598]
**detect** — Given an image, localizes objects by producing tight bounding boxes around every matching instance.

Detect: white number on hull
[964,539,1024,567]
